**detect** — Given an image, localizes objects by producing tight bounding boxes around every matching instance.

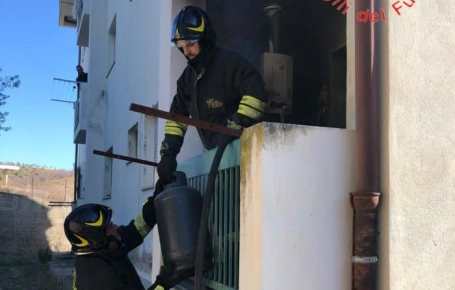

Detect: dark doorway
[207,0,347,128]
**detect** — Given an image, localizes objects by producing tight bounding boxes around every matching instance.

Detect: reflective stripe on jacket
[162,46,267,154]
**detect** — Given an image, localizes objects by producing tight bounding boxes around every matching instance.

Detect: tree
[0,68,20,133]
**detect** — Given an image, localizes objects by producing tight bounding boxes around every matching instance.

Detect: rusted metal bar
[130,103,242,137]
[93,150,158,167]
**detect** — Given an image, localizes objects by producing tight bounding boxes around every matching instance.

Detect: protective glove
[116,221,144,253]
[97,223,129,257]
[157,154,177,185]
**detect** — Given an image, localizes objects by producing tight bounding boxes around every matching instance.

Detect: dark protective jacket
[73,253,145,290]
[162,46,267,156]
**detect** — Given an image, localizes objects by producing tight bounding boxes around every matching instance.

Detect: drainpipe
[351,0,383,289]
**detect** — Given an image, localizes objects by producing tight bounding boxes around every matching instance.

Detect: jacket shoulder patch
[206,98,224,109]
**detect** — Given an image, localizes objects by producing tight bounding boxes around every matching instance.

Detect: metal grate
[188,166,240,290]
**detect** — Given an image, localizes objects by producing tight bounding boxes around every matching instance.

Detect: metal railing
[179,141,240,290]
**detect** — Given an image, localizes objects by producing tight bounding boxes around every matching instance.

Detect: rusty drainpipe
[351,0,383,289]
[73,46,82,203]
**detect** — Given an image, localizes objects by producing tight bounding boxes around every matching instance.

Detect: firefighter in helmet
[157,5,267,184]
[64,203,145,290]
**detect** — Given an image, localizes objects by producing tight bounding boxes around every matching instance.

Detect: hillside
[0,163,74,202]
[0,163,74,289]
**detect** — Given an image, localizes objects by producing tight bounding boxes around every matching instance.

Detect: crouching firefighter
[115,172,204,290]
[64,203,145,290]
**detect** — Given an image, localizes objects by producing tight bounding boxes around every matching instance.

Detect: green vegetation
[0,68,21,133]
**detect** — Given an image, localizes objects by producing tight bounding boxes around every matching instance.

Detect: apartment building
[59,0,455,289]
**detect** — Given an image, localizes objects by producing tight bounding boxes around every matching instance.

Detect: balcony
[177,122,357,290]
[58,0,76,27]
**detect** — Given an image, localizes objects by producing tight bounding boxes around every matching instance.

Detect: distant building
[0,165,20,171]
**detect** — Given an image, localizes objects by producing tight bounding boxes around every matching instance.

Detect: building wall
[74,0,208,285]
[0,192,71,258]
[381,1,455,289]
[240,123,356,290]
[0,192,72,289]
[77,0,107,204]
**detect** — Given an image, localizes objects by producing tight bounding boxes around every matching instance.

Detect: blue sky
[0,1,77,169]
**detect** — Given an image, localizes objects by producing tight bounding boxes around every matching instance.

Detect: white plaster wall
[77,0,108,204]
[240,123,356,290]
[381,1,455,290]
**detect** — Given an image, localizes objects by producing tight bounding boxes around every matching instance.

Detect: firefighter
[64,203,145,290]
[157,5,267,185]
[113,6,268,289]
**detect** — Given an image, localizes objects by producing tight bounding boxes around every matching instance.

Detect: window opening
[128,123,139,160]
[207,0,347,128]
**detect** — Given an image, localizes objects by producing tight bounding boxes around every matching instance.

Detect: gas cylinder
[154,171,202,275]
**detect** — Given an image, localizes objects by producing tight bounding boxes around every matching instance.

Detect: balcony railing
[179,141,241,290]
